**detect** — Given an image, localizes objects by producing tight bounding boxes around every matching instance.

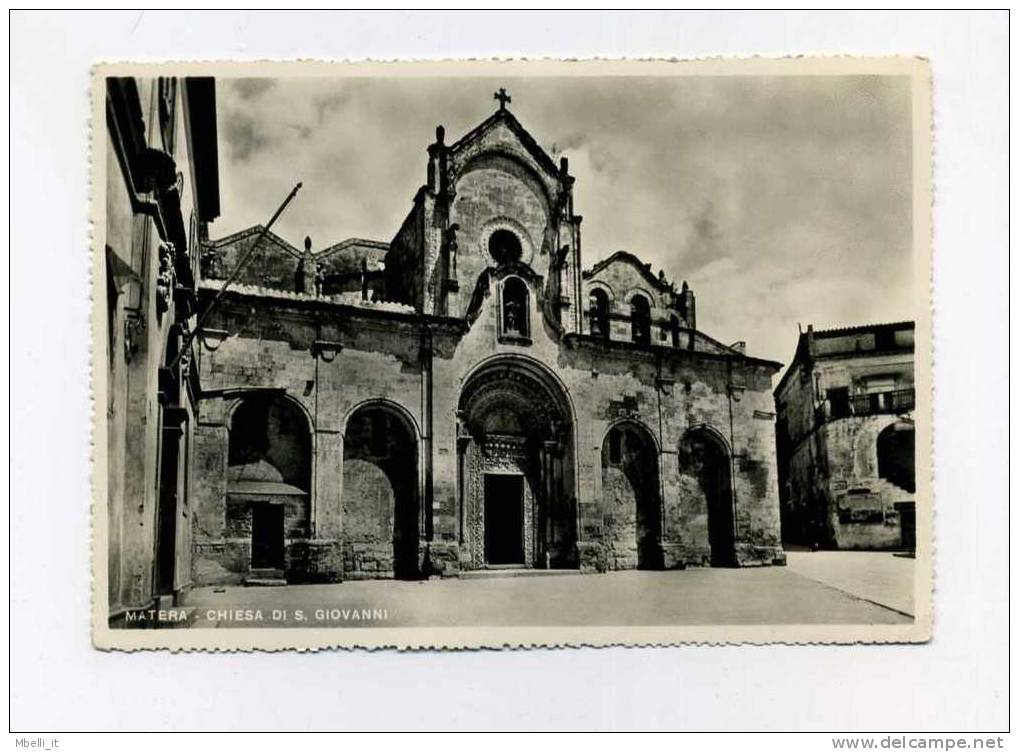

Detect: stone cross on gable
[494,87,511,110]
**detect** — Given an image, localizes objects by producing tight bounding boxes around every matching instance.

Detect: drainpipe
[656,348,666,561]
[726,357,739,550]
[312,317,320,539]
[420,322,434,559]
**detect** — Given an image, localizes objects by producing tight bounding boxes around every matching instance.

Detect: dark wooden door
[484,475,524,565]
[896,502,916,552]
[251,503,285,569]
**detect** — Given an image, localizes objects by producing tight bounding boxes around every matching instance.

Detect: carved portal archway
[457,358,576,569]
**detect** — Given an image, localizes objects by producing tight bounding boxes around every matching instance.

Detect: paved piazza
[180,552,914,629]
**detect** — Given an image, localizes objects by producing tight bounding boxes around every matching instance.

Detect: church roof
[206,225,302,259]
[583,250,674,293]
[449,107,562,181]
[207,227,388,263]
[317,237,389,259]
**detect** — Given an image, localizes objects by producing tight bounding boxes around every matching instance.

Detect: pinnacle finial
[494,87,511,110]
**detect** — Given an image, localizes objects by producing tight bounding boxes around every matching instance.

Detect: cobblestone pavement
[784,550,916,616]
[180,561,913,629]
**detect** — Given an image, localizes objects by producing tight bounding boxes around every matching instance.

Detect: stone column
[575,442,605,571]
[306,429,343,582]
[191,419,227,586]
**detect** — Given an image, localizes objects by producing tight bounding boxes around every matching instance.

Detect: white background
[8,10,1010,732]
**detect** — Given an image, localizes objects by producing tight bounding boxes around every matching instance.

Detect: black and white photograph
[92,59,931,649]
[9,8,1011,740]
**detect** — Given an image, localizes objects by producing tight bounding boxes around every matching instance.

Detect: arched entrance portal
[680,428,736,567]
[342,404,420,579]
[601,422,662,570]
[877,421,915,493]
[227,394,311,575]
[457,359,576,570]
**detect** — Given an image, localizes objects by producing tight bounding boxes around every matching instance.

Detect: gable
[448,110,562,205]
[203,228,390,295]
[583,251,674,309]
[316,238,389,276]
[202,226,302,292]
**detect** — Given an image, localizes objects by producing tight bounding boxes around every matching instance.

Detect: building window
[489,229,522,265]
[826,387,850,419]
[500,277,530,342]
[669,315,681,347]
[589,288,610,339]
[630,295,651,345]
[157,77,177,154]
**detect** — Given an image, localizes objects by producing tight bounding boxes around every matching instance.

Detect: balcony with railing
[817,388,915,424]
[849,388,915,416]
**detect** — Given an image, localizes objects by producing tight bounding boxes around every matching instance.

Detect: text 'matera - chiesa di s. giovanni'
[192,90,786,585]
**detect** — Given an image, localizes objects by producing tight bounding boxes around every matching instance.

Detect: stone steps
[458,568,582,580]
[244,568,287,587]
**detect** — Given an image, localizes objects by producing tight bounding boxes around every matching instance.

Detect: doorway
[484,474,524,566]
[896,502,916,552]
[155,423,180,595]
[251,503,285,569]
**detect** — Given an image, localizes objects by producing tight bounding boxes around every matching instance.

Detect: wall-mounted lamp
[199,328,229,351]
[312,339,343,362]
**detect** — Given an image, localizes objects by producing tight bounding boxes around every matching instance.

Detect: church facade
[191,96,786,585]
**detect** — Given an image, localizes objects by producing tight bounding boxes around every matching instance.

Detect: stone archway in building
[877,421,915,493]
[680,427,736,567]
[227,393,312,575]
[457,357,577,570]
[601,421,663,570]
[342,402,421,579]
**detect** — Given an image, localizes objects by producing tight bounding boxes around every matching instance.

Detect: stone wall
[191,263,784,584]
[775,338,916,550]
[386,199,425,308]
[782,413,915,549]
[104,76,209,616]
[341,407,420,579]
[449,152,553,319]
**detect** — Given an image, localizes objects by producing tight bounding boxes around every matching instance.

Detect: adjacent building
[188,95,786,585]
[774,322,916,551]
[102,76,220,620]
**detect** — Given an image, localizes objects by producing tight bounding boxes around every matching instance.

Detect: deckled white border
[12,10,1009,731]
[88,57,933,652]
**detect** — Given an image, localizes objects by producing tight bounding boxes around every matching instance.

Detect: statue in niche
[200,244,221,279]
[314,262,324,297]
[446,223,459,278]
[504,296,522,334]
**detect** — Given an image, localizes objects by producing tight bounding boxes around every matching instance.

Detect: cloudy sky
[214,73,914,365]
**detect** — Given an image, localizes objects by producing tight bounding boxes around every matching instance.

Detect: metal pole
[171,182,302,370]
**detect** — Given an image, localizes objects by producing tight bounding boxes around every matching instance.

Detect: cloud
[680,202,727,273]
[222,114,267,162]
[230,78,275,100]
